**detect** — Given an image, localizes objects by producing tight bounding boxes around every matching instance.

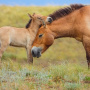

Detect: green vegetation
[0,5,90,90]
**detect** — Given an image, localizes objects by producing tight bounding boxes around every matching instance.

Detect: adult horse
[0,13,46,64]
[31,4,90,69]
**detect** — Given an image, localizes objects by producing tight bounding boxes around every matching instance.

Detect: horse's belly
[10,39,27,47]
[10,42,26,47]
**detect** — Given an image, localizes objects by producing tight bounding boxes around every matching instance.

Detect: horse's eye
[38,17,41,19]
[39,34,43,38]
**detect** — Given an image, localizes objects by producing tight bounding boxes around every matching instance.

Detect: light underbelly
[10,41,26,47]
[10,44,26,47]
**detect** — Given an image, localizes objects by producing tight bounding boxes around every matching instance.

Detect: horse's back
[0,26,15,33]
[80,5,90,15]
[79,5,90,37]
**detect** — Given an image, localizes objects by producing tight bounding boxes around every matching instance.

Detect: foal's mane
[26,19,32,28]
[49,4,85,21]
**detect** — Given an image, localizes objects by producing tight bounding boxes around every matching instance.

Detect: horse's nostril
[37,51,40,54]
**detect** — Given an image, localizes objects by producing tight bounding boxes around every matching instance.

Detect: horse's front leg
[26,47,33,64]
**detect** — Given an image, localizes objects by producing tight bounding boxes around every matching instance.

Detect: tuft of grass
[2,52,17,60]
[84,76,90,83]
[64,82,81,90]
[49,63,67,82]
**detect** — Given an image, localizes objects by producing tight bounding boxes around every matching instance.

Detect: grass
[0,5,90,89]
[0,60,89,90]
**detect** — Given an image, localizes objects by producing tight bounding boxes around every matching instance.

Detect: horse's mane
[26,19,32,28]
[49,4,85,21]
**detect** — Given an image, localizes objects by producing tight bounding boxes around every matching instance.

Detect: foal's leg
[0,41,9,63]
[26,46,33,64]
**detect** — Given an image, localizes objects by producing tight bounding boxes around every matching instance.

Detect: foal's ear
[28,13,33,18]
[46,17,53,24]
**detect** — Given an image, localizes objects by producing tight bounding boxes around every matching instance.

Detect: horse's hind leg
[84,49,90,69]
[86,52,90,69]
[83,38,90,69]
[0,40,9,63]
[83,49,90,69]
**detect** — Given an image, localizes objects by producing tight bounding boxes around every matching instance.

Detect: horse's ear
[46,17,53,24]
[28,13,32,18]
[33,13,35,16]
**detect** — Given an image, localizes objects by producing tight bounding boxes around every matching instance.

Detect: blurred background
[0,1,90,90]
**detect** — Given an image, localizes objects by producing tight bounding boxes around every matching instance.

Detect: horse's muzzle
[31,46,42,58]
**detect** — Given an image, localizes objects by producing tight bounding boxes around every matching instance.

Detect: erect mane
[26,19,32,28]
[49,4,85,21]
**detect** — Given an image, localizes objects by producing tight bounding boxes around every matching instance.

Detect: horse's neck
[28,22,39,35]
[49,15,75,39]
[28,22,40,42]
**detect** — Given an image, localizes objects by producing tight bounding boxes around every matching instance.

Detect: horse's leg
[83,48,90,69]
[0,41,9,63]
[26,47,33,64]
[85,50,90,69]
[83,37,90,69]
[86,52,90,69]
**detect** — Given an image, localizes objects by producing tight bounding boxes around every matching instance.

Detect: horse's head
[30,13,53,25]
[31,23,54,58]
[26,13,53,28]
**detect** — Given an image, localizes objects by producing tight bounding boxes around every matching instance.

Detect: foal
[0,13,46,64]
[31,4,90,69]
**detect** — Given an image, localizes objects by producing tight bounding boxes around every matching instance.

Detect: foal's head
[26,13,52,29]
[31,24,54,58]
